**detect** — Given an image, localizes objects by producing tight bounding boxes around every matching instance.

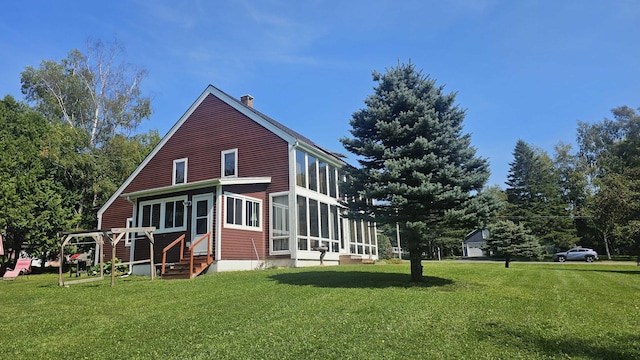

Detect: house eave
[120,177,271,200]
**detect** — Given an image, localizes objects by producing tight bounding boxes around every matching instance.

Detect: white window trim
[138,195,188,234]
[224,192,262,232]
[221,148,238,178]
[124,217,134,246]
[269,192,291,255]
[173,158,188,185]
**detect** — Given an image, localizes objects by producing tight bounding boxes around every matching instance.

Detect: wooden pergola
[58,227,156,287]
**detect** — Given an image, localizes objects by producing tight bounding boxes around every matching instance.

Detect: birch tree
[20,38,151,149]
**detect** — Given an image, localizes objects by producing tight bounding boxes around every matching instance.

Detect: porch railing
[161,234,185,275]
[189,232,212,278]
[161,232,212,278]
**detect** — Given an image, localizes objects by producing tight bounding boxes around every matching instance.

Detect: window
[309,199,319,237]
[347,218,377,256]
[319,161,328,194]
[320,203,329,239]
[297,195,308,250]
[271,195,289,252]
[141,203,161,229]
[295,149,341,198]
[307,155,318,191]
[330,205,339,240]
[164,201,185,228]
[222,149,238,177]
[246,201,260,228]
[329,166,337,198]
[226,197,242,225]
[225,193,261,231]
[139,197,187,233]
[296,195,341,253]
[173,158,187,185]
[295,149,306,187]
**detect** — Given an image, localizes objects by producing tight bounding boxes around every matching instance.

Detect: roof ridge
[211,84,347,161]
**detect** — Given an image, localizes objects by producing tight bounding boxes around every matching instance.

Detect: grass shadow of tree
[269,270,454,289]
[474,321,640,360]
[546,267,640,275]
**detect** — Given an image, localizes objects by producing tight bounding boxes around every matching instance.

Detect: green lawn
[1,261,638,359]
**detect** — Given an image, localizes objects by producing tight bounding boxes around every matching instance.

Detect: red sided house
[97,85,378,276]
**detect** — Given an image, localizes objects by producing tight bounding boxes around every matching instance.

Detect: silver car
[553,247,599,262]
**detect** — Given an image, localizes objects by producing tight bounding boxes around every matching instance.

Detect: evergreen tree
[505,140,578,250]
[484,220,542,268]
[376,232,393,260]
[341,62,495,282]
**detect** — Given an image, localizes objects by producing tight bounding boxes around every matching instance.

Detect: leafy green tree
[20,39,154,229]
[553,142,588,215]
[577,106,640,257]
[484,220,542,268]
[340,62,495,282]
[0,96,79,264]
[586,172,637,259]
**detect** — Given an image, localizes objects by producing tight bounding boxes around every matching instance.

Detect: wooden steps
[339,255,375,265]
[162,253,212,280]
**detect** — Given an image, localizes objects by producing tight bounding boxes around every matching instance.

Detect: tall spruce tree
[505,140,578,250]
[340,62,494,282]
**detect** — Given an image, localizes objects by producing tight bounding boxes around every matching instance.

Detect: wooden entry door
[191,194,213,256]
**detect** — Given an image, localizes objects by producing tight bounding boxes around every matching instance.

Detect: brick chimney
[240,94,254,108]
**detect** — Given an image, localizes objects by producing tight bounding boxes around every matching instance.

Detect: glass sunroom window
[319,161,328,194]
[271,195,289,252]
[308,155,317,191]
[296,149,306,187]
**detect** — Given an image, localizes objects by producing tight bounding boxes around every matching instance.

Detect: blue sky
[2,0,639,187]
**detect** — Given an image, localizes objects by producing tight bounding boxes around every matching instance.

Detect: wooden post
[111,234,116,287]
[59,242,64,286]
[148,232,155,280]
[99,234,105,279]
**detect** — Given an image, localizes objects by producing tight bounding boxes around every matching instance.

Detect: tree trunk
[603,232,612,260]
[407,232,423,282]
[505,255,510,268]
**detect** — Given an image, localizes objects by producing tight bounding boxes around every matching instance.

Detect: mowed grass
[1,262,639,359]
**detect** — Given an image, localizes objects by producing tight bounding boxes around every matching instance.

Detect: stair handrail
[161,234,185,275]
[189,232,212,278]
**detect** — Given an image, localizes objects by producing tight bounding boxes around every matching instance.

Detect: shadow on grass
[549,268,640,275]
[475,321,640,360]
[269,270,454,289]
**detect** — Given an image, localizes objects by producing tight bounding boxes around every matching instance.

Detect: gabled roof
[97,84,346,225]
[463,229,489,243]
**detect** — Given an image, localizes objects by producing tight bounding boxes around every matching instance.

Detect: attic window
[222,149,238,177]
[173,158,187,185]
